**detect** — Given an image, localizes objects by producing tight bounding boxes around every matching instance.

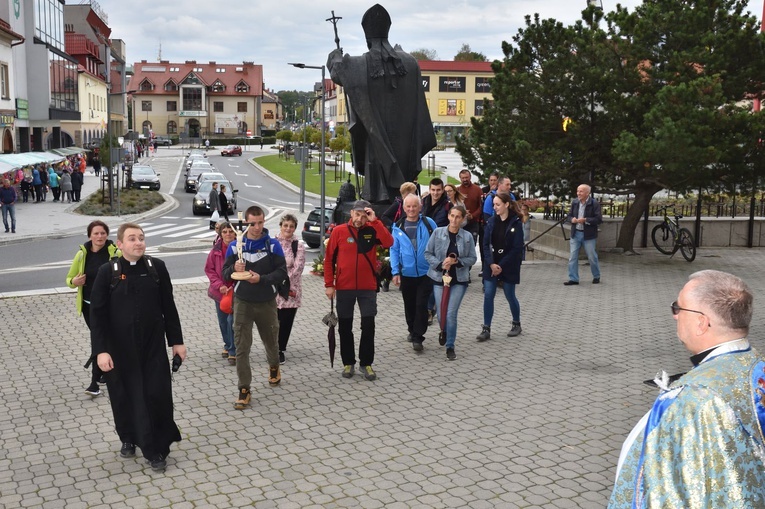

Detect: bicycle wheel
[651,223,674,255]
[678,228,696,262]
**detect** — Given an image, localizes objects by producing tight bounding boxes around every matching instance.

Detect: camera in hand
[172,354,183,372]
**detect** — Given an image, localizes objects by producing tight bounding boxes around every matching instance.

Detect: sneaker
[279,351,286,364]
[406,333,413,342]
[227,355,236,366]
[85,384,101,397]
[268,365,281,386]
[412,341,424,352]
[438,331,446,346]
[221,349,229,358]
[362,365,377,381]
[476,325,491,342]
[563,280,579,286]
[148,454,167,471]
[592,278,600,284]
[342,365,355,378]
[446,348,456,361]
[234,388,251,410]
[508,323,522,337]
[120,442,136,458]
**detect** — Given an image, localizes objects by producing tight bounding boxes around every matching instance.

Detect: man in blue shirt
[390,195,437,351]
[0,179,16,233]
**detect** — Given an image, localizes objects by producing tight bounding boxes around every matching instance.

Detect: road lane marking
[165,225,214,238]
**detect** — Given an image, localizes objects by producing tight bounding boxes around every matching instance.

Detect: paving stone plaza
[2,247,764,508]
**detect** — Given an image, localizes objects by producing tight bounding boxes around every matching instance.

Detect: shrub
[76,188,165,216]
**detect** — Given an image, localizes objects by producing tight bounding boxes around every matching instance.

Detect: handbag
[220,289,234,314]
[210,210,221,222]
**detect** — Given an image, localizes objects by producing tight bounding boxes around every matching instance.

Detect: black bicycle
[651,205,696,262]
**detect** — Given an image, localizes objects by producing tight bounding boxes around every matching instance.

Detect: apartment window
[167,101,177,111]
[236,82,249,93]
[165,81,178,92]
[182,87,202,111]
[1,64,9,99]
[167,121,177,134]
[213,101,224,112]
[140,80,153,91]
[237,102,247,112]
[142,101,152,112]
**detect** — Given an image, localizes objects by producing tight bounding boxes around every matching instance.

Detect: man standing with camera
[89,223,186,472]
[325,200,393,381]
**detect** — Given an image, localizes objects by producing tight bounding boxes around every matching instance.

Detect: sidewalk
[1,244,764,507]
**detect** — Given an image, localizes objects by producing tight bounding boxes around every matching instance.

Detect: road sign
[246,130,252,136]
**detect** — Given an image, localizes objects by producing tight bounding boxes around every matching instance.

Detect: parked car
[220,145,242,157]
[130,165,161,191]
[154,136,173,146]
[301,206,335,248]
[185,162,215,192]
[193,180,238,215]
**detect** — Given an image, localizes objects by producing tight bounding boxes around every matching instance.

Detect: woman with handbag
[275,214,305,364]
[204,221,237,365]
[424,205,477,361]
[66,220,121,396]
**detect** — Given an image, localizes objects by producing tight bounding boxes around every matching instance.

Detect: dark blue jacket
[482,213,524,284]
[566,197,602,240]
[0,185,16,204]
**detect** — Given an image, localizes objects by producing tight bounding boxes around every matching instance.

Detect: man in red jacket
[325,200,394,381]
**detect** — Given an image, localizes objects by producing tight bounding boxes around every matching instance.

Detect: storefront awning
[0,152,66,168]
[50,146,89,156]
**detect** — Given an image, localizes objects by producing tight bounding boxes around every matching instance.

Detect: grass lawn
[252,154,458,198]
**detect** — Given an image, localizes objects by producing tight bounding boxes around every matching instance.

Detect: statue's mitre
[361,4,391,40]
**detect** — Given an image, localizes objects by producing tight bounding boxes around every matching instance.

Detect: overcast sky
[91,0,762,92]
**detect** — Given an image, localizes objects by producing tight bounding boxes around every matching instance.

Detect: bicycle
[651,205,696,262]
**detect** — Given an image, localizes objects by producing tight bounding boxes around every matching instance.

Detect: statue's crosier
[327,4,436,204]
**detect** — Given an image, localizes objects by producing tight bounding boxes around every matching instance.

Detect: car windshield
[133,167,154,175]
[198,181,232,194]
[225,145,237,149]
[199,173,225,182]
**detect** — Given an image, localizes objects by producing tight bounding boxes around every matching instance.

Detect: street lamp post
[289,63,327,254]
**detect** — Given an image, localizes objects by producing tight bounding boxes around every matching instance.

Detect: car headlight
[187,179,195,184]
[194,198,205,205]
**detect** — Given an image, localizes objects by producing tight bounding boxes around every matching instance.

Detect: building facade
[127,60,264,140]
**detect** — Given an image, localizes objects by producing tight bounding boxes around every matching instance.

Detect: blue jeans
[215,301,235,356]
[432,283,468,349]
[1,203,15,232]
[568,230,600,282]
[483,275,520,326]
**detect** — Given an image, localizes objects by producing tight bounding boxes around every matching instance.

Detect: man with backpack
[389,194,437,351]
[89,223,186,472]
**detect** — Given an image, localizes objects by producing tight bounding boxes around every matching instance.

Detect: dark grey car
[130,165,161,191]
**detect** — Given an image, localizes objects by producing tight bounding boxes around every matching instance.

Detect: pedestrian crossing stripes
[109,222,218,241]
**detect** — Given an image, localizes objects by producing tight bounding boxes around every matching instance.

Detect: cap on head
[351,199,372,211]
[361,4,391,39]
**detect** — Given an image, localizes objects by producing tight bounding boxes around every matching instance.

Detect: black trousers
[400,275,432,343]
[82,302,103,385]
[336,290,377,367]
[277,307,297,352]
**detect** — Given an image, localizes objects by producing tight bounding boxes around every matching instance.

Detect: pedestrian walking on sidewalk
[222,206,288,410]
[424,205,476,361]
[66,220,121,396]
[275,214,305,365]
[92,157,101,177]
[89,223,186,472]
[0,179,17,233]
[476,193,524,342]
[204,221,236,365]
[324,200,394,381]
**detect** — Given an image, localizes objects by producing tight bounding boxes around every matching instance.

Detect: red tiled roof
[417,60,493,73]
[65,33,102,61]
[128,61,263,96]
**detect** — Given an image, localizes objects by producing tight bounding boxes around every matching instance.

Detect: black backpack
[109,255,160,292]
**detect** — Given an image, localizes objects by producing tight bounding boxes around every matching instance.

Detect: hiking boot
[227,355,236,366]
[508,322,522,337]
[279,351,286,364]
[268,365,281,386]
[234,388,251,410]
[412,341,424,352]
[362,365,377,381]
[148,454,167,471]
[446,348,456,361]
[85,384,101,397]
[120,442,136,458]
[342,365,355,378]
[476,325,491,342]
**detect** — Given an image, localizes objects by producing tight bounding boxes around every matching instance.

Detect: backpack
[266,240,291,299]
[395,216,434,237]
[110,255,160,292]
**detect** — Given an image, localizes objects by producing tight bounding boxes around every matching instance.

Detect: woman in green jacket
[66,220,120,396]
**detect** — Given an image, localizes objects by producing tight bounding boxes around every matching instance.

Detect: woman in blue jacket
[476,192,525,341]
[424,205,477,361]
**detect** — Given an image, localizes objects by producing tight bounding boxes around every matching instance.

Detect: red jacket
[324,219,393,291]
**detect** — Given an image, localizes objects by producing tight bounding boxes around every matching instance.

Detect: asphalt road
[0,148,321,293]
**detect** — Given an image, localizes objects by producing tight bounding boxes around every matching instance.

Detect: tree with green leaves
[453,43,487,62]
[410,48,438,61]
[456,0,765,251]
